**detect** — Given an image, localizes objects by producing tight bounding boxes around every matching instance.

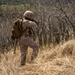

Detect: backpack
[11,18,36,40]
[11,19,23,40]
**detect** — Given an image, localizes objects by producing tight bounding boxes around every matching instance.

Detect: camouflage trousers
[19,36,39,65]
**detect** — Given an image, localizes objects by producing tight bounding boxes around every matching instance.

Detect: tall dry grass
[0,39,75,75]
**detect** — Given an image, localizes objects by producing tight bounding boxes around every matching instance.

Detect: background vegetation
[0,0,75,53]
[0,0,75,75]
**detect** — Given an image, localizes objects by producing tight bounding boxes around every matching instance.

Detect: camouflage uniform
[19,10,39,66]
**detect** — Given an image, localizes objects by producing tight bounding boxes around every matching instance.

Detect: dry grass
[0,39,75,75]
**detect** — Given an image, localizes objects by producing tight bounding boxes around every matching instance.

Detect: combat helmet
[23,10,35,20]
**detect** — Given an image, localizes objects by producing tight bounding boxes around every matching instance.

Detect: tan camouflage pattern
[23,10,34,18]
[19,19,39,65]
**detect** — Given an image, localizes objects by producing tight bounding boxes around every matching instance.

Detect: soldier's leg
[28,38,39,61]
[31,44,39,61]
[20,44,28,65]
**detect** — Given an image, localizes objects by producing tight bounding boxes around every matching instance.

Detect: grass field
[0,39,75,75]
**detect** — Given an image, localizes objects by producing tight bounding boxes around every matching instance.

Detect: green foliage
[0,0,27,4]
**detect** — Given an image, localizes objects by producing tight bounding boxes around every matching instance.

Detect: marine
[11,10,39,66]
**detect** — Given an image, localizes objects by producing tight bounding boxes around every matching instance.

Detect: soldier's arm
[25,21,37,27]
